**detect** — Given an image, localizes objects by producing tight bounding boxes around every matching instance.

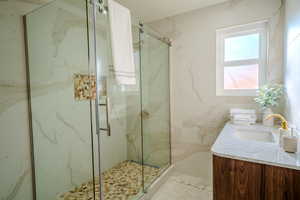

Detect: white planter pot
[263,108,274,127]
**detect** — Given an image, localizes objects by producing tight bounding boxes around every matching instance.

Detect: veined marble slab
[212,122,300,170]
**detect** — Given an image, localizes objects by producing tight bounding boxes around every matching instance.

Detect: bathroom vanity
[212,123,300,200]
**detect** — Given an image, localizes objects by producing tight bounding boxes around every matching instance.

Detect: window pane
[224,64,258,89]
[224,33,259,61]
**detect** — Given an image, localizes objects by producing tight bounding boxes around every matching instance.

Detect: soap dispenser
[282,128,298,153]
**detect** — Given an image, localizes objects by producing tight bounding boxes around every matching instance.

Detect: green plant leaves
[254,84,283,110]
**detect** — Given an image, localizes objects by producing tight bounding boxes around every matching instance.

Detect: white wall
[149,0,284,188]
[284,0,300,130]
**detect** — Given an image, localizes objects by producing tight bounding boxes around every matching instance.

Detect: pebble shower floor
[59,161,162,200]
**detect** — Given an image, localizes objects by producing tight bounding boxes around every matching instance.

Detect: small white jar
[282,135,298,153]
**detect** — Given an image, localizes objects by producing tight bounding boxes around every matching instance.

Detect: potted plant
[254,84,284,126]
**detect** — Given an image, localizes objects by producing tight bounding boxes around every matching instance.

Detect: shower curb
[140,164,175,200]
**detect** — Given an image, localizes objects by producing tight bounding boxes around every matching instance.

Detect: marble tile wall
[0,1,51,200]
[284,0,300,131]
[149,0,284,189]
[25,1,96,199]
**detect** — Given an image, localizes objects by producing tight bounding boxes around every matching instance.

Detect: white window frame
[216,20,269,96]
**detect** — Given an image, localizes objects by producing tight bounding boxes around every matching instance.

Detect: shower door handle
[99,96,111,136]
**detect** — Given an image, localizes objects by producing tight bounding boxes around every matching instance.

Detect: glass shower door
[90,1,144,200]
[140,30,171,189]
[24,0,97,199]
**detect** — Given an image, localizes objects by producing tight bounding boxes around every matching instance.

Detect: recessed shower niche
[23,0,171,199]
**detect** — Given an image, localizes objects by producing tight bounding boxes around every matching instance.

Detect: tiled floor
[60,161,162,200]
[150,173,212,200]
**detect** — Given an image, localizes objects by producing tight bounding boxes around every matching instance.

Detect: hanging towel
[108,0,136,85]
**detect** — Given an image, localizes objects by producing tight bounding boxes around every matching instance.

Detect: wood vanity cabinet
[213,155,300,200]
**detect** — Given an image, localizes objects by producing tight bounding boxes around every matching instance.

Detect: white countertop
[211,122,300,170]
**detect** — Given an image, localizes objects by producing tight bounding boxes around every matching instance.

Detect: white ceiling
[116,0,229,22]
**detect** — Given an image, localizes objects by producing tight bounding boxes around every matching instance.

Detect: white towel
[230,108,256,116]
[233,114,256,121]
[108,0,136,85]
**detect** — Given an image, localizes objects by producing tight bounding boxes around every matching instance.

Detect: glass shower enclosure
[23,0,171,200]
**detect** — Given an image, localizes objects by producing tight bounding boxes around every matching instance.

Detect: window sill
[216,89,258,97]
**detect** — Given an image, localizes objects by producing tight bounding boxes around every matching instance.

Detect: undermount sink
[234,129,275,143]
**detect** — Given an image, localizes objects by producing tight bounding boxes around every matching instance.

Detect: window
[216,21,268,96]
